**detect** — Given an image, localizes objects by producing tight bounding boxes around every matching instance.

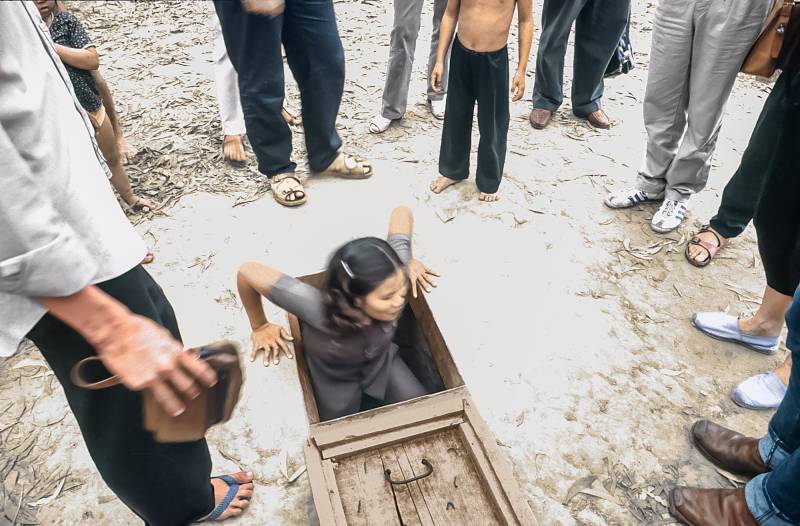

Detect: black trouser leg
[475,46,509,194]
[282,0,344,172]
[26,267,213,526]
[572,0,630,116]
[438,37,475,181]
[709,73,787,239]
[752,74,800,296]
[532,0,586,111]
[213,0,295,176]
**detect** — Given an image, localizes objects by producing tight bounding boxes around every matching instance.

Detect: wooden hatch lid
[304,387,538,525]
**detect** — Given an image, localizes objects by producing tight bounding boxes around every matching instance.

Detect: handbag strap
[70,356,121,390]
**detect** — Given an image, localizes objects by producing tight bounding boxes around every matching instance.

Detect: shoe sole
[729,389,779,411]
[690,318,778,355]
[603,195,664,209]
[650,222,680,234]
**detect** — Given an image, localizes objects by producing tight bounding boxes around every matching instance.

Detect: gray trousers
[532,0,630,117]
[636,0,771,203]
[381,0,450,120]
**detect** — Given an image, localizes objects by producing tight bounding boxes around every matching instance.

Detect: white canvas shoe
[603,188,664,209]
[731,372,787,410]
[651,199,687,233]
[429,97,446,120]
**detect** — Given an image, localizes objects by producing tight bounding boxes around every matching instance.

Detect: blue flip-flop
[202,475,240,522]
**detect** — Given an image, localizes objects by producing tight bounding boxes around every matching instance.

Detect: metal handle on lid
[384,459,434,485]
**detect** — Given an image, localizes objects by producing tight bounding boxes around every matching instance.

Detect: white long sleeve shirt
[0,2,146,356]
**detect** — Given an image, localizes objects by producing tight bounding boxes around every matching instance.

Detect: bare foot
[223,135,246,163]
[282,106,301,126]
[478,192,499,202]
[203,472,255,521]
[117,137,138,165]
[141,250,155,265]
[123,193,155,211]
[429,176,459,194]
[738,316,783,338]
[687,228,726,264]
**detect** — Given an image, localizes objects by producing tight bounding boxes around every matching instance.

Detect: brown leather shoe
[585,109,611,129]
[529,108,552,129]
[691,420,768,479]
[669,487,758,526]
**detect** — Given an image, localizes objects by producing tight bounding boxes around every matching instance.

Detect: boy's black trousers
[439,36,509,194]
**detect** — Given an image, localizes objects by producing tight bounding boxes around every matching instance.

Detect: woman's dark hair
[323,237,406,332]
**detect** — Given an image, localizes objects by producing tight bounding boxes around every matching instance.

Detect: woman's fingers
[276,338,293,360]
[270,342,281,365]
[280,327,294,341]
[262,344,274,367]
[424,266,441,277]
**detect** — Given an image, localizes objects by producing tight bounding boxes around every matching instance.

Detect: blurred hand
[407,259,440,298]
[431,62,445,93]
[241,0,285,16]
[251,322,294,366]
[511,70,525,102]
[91,314,217,417]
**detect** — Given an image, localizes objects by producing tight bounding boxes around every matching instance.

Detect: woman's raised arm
[388,205,413,239]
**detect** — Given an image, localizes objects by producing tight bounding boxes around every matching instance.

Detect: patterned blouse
[48,11,102,113]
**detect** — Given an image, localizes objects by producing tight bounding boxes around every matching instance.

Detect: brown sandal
[685,226,724,267]
[316,152,373,179]
[271,173,307,207]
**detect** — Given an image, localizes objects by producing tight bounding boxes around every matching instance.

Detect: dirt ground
[0,1,787,525]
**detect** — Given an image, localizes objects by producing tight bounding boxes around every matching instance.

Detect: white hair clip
[341,260,355,278]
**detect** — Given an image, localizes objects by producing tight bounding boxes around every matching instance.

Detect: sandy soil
[0,1,787,525]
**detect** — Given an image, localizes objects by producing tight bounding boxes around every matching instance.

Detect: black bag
[605,16,634,78]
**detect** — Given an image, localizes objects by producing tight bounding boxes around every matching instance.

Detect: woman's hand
[250,322,294,366]
[407,259,440,298]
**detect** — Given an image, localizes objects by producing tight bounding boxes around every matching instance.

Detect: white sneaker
[429,97,446,120]
[603,187,664,209]
[651,199,687,233]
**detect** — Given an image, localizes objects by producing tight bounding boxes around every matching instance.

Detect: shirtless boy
[429,0,533,202]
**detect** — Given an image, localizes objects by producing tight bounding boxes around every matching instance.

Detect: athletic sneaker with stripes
[603,187,664,209]
[651,199,687,233]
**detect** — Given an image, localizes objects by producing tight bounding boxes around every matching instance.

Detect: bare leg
[95,114,154,210]
[775,354,792,386]
[739,286,793,337]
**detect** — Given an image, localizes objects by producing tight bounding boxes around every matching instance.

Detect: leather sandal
[316,152,373,179]
[685,226,723,267]
[271,173,307,207]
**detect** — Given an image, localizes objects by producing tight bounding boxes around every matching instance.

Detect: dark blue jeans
[213,0,344,176]
[746,285,800,525]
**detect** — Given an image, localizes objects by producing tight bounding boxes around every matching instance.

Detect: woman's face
[34,0,57,19]
[360,269,407,322]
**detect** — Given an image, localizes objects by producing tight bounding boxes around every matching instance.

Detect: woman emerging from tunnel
[236,206,440,421]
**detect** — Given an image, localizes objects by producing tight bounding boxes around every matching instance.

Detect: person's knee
[390,20,421,51]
